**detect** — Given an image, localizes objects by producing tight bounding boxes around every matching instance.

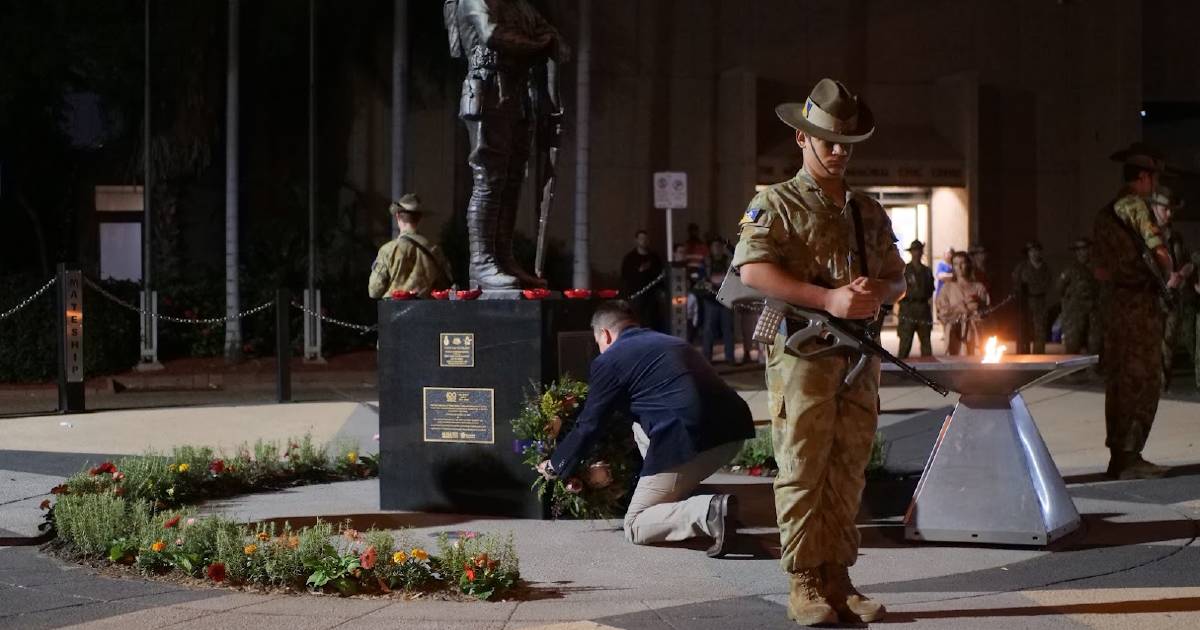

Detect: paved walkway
[2,382,1199,629]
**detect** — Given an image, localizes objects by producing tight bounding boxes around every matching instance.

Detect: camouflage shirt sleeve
[1113,196,1163,251]
[731,193,785,270]
[367,242,393,299]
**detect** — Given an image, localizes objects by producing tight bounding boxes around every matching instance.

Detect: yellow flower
[410,548,429,562]
[168,464,177,472]
[346,451,358,464]
[256,531,270,541]
[392,550,408,564]
[177,463,190,473]
[243,544,258,555]
[150,540,167,553]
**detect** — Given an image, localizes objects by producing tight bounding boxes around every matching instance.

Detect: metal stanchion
[276,288,292,403]
[56,264,85,413]
[303,288,324,363]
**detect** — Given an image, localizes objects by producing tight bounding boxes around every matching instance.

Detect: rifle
[532,60,563,279]
[1106,205,1177,309]
[717,267,949,397]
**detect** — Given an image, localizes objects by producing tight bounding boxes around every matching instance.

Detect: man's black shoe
[706,494,738,558]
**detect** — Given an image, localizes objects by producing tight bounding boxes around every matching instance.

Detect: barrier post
[56,263,85,413]
[276,288,292,402]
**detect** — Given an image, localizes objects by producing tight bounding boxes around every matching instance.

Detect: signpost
[57,264,85,413]
[653,172,688,338]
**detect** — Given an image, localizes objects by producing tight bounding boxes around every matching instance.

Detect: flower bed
[41,436,520,600]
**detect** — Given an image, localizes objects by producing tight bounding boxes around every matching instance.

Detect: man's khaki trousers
[623,424,743,544]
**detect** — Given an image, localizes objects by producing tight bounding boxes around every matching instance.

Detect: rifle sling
[1104,205,1164,293]
[400,234,453,284]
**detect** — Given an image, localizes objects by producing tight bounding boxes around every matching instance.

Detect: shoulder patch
[739,207,764,225]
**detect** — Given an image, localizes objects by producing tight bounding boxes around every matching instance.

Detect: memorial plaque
[439,332,475,368]
[423,387,494,444]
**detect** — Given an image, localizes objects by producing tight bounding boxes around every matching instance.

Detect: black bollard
[57,263,85,413]
[276,288,291,403]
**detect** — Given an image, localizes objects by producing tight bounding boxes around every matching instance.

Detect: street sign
[653,172,687,209]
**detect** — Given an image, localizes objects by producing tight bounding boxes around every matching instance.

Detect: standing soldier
[1057,238,1102,354]
[897,240,934,358]
[1012,241,1052,354]
[1151,187,1197,389]
[734,78,904,625]
[368,194,454,299]
[1094,142,1187,480]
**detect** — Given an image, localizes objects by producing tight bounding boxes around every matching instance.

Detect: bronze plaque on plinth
[439,333,475,367]
[422,386,494,444]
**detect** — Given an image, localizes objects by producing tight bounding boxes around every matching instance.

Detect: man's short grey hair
[591,300,638,331]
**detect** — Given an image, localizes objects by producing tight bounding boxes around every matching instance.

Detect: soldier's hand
[1167,271,1184,290]
[824,279,882,320]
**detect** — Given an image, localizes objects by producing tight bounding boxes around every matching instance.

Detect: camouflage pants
[1061,306,1102,354]
[766,334,879,572]
[1103,289,1164,453]
[1017,298,1048,354]
[1163,306,1199,386]
[897,308,933,359]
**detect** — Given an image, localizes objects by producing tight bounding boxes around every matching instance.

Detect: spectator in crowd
[621,230,666,332]
[700,238,735,363]
[936,251,990,355]
[684,223,708,274]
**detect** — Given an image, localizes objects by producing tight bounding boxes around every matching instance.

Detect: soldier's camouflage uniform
[367,229,453,299]
[732,168,902,573]
[1057,260,1102,354]
[1012,260,1052,354]
[1162,229,1196,385]
[1094,194,1165,454]
[897,261,934,358]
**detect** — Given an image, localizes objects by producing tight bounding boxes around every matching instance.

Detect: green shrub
[54,494,139,556]
[435,531,519,600]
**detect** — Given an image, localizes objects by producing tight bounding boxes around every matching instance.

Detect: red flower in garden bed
[205,563,226,582]
[163,515,181,529]
[89,462,117,476]
[209,459,226,475]
[50,484,69,495]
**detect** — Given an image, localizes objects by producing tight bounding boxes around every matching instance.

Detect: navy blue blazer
[550,327,755,478]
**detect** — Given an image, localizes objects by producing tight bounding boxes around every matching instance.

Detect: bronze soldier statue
[1012,241,1052,354]
[444,0,567,290]
[1057,238,1102,354]
[897,240,934,358]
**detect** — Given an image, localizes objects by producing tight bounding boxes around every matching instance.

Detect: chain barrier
[0,276,57,321]
[290,301,377,334]
[82,276,273,325]
[625,270,667,301]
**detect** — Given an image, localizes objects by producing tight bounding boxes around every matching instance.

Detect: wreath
[512,376,638,519]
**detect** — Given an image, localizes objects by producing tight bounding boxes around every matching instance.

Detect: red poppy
[209,459,226,474]
[457,288,483,300]
[390,290,416,300]
[164,515,181,528]
[464,568,476,582]
[564,289,592,299]
[431,289,451,300]
[748,466,763,477]
[89,462,117,476]
[595,289,620,299]
[205,563,226,582]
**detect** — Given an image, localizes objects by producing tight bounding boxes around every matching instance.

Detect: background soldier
[1094,142,1185,480]
[734,78,902,626]
[444,0,567,290]
[1151,187,1197,389]
[1012,240,1052,354]
[1057,238,1102,354]
[368,194,453,299]
[897,240,934,358]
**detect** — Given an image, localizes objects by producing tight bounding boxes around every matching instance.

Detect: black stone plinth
[378,298,596,518]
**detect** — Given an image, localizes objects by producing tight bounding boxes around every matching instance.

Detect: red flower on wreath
[163,515,181,529]
[89,462,117,476]
[209,459,226,475]
[205,562,226,582]
[565,478,584,494]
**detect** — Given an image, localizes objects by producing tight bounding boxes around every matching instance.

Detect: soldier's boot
[1107,450,1169,480]
[467,204,520,291]
[494,190,547,289]
[822,563,886,623]
[786,569,838,627]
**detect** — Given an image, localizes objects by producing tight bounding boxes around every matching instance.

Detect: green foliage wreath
[512,376,638,519]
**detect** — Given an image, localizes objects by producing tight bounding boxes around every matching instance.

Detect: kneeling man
[539,300,755,557]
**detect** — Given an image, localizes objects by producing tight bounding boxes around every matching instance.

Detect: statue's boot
[495,158,547,289]
[822,563,886,623]
[468,202,520,291]
[786,569,838,627]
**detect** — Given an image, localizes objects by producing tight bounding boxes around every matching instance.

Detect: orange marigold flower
[410,548,429,562]
[243,544,257,555]
[176,463,190,473]
[150,540,167,553]
[392,550,408,564]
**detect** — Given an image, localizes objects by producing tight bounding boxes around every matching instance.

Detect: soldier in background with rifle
[724,79,911,627]
[1093,142,1188,480]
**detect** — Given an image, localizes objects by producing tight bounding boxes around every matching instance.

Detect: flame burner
[884,353,1097,546]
